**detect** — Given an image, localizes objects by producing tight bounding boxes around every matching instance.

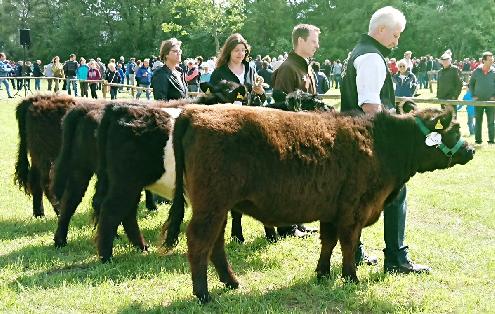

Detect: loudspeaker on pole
[19,29,31,46]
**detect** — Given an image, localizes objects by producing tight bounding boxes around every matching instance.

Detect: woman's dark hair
[160,38,182,62]
[216,33,251,69]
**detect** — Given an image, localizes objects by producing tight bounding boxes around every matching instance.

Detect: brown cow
[51,81,251,248]
[166,105,474,302]
[14,95,159,218]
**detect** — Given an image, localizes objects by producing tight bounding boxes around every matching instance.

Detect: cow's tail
[51,106,87,201]
[161,114,188,249]
[14,99,32,194]
[91,105,114,226]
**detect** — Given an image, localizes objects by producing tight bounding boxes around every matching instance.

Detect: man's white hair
[368,6,406,34]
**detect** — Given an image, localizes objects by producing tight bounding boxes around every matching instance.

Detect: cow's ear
[200,82,213,93]
[440,107,454,128]
[232,85,247,96]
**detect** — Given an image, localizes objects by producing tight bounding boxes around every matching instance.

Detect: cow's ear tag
[236,92,243,100]
[206,88,211,94]
[425,132,442,146]
[435,120,443,130]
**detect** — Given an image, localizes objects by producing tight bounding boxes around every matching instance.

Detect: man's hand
[361,103,382,114]
[252,85,264,95]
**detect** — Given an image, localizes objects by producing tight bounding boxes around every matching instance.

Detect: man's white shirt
[353,53,386,107]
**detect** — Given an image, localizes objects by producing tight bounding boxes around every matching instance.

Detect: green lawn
[0,90,494,313]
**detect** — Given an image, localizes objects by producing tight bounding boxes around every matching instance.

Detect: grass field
[0,87,494,313]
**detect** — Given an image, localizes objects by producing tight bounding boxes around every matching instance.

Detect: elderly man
[437,50,463,118]
[340,6,430,274]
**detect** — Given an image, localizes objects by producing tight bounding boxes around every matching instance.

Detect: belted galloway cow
[164,105,474,302]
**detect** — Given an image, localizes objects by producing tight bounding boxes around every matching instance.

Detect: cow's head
[414,107,474,172]
[270,89,334,112]
[197,80,247,105]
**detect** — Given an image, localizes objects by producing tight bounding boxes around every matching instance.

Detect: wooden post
[102,80,108,99]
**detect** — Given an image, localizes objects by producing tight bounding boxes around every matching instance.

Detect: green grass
[0,88,494,313]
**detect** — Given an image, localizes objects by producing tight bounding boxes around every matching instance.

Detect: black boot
[355,241,378,266]
[383,185,430,274]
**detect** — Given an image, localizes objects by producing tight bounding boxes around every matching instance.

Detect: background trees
[1,0,493,62]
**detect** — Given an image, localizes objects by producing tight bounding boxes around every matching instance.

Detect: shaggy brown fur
[168,105,474,302]
[14,95,77,216]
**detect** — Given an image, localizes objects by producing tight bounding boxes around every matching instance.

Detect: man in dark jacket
[340,6,430,275]
[63,53,79,96]
[312,62,329,94]
[437,51,463,118]
[469,51,495,144]
[256,61,273,90]
[271,23,320,238]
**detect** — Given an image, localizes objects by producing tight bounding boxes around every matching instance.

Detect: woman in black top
[151,38,188,101]
[210,33,265,102]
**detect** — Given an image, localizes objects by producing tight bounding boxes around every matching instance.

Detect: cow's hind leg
[42,164,59,216]
[316,221,338,279]
[29,165,45,217]
[210,215,239,289]
[187,209,229,303]
[121,200,148,252]
[230,210,244,243]
[264,226,278,243]
[144,190,157,211]
[54,170,92,247]
[96,184,142,262]
[338,225,361,283]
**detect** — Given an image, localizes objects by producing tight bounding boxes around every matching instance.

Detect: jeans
[66,76,78,96]
[90,83,98,99]
[0,78,12,97]
[418,72,428,89]
[475,106,495,143]
[110,86,118,99]
[80,81,89,97]
[136,83,150,100]
[34,78,41,90]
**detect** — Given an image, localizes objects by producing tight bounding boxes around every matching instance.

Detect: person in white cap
[437,50,462,117]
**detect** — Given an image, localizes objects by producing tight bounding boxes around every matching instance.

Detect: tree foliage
[1,0,494,62]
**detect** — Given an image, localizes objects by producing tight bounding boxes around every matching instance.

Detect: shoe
[355,252,378,266]
[296,224,318,233]
[384,247,431,274]
[475,141,482,144]
[278,225,309,238]
[8,96,14,98]
[488,141,495,145]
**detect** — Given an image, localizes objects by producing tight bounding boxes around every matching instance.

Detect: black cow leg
[122,199,148,252]
[210,215,239,289]
[315,221,338,279]
[144,190,157,211]
[54,171,92,247]
[42,167,59,216]
[97,186,141,262]
[230,210,244,243]
[339,225,361,283]
[29,166,44,217]
[264,226,278,243]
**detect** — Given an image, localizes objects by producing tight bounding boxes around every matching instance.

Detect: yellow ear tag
[236,92,243,100]
[206,88,211,94]
[435,120,443,130]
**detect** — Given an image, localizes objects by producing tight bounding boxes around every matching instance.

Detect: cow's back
[179,105,379,225]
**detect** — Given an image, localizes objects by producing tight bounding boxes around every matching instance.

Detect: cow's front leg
[338,225,361,283]
[316,221,338,279]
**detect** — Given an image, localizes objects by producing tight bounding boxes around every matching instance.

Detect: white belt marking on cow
[145,108,183,200]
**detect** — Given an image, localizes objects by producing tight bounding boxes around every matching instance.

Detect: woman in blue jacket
[393,59,418,97]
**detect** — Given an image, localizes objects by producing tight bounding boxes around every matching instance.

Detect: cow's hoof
[54,237,67,248]
[343,274,359,284]
[196,293,212,304]
[146,204,158,212]
[266,234,278,243]
[225,280,239,290]
[100,256,112,263]
[33,212,45,218]
[231,235,245,244]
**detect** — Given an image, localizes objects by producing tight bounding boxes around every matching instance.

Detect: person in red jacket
[87,60,101,99]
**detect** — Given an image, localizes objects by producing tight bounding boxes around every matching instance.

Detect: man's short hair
[369,6,406,34]
[70,53,76,58]
[482,51,493,61]
[292,24,320,49]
